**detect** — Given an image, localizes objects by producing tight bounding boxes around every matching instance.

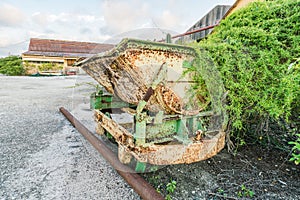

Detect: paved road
[0,76,138,200]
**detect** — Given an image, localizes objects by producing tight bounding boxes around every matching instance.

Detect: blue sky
[0,0,235,57]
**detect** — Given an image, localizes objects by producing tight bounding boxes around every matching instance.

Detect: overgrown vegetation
[0,56,24,76]
[289,133,300,165]
[37,62,63,71]
[23,61,64,74]
[148,175,177,200]
[189,0,300,153]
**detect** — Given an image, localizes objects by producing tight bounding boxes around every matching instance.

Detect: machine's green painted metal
[135,161,147,173]
[92,88,204,147]
[175,118,191,145]
[90,91,131,110]
[135,115,147,146]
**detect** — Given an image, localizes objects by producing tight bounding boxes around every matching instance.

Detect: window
[67,59,75,66]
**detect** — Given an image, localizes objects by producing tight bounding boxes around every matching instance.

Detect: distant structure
[222,0,258,18]
[22,38,114,75]
[105,28,178,44]
[176,0,258,44]
[177,5,231,44]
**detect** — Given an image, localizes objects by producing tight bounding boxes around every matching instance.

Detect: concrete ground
[0,76,139,200]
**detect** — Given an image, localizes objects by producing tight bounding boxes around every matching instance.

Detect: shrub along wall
[190,0,299,153]
[0,56,24,76]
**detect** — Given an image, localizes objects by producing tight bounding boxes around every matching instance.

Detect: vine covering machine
[76,38,227,172]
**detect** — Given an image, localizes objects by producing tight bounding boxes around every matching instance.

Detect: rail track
[59,107,164,200]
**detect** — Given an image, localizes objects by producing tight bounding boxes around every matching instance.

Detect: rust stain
[95,111,135,148]
[96,110,225,165]
[130,131,225,165]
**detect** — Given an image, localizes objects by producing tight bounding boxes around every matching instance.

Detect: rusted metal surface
[77,38,199,115]
[94,109,225,165]
[94,110,135,148]
[130,131,225,165]
[59,107,165,200]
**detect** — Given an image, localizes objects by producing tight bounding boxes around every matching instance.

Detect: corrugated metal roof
[24,38,114,57]
[177,5,231,43]
[22,50,97,58]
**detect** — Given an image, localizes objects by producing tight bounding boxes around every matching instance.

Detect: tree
[0,56,24,76]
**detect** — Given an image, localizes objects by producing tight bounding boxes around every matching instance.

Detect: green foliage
[0,56,24,76]
[289,133,300,165]
[189,0,300,148]
[38,62,63,71]
[183,49,228,131]
[182,60,211,110]
[147,176,177,200]
[216,188,230,198]
[166,179,177,194]
[148,175,161,187]
[237,184,255,198]
[165,179,176,200]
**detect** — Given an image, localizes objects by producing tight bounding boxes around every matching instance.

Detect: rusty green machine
[77,38,227,172]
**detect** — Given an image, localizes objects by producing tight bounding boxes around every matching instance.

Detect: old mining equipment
[76,38,227,172]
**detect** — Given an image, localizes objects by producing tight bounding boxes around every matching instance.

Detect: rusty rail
[59,107,164,200]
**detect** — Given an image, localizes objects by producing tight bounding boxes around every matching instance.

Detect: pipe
[172,23,219,39]
[158,23,219,42]
[59,107,164,200]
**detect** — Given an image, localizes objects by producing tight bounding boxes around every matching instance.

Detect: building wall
[22,54,81,75]
[176,5,231,44]
[22,54,64,63]
[224,0,258,18]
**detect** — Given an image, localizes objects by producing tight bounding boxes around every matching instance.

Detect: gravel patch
[0,76,138,200]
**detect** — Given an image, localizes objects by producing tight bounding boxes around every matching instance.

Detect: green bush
[289,133,300,165]
[189,0,300,149]
[38,62,63,71]
[0,56,24,76]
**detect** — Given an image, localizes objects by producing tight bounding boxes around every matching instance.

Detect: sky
[0,0,235,57]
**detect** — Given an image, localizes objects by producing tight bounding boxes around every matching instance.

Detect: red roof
[24,38,114,57]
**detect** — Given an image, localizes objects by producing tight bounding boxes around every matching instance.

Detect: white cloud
[29,11,108,44]
[77,15,97,22]
[32,12,104,26]
[0,28,27,47]
[0,27,28,57]
[31,12,48,26]
[101,0,150,34]
[0,3,26,27]
[158,10,181,30]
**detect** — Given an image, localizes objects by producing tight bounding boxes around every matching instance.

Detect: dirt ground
[142,144,300,199]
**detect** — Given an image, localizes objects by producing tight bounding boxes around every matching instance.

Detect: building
[22,38,114,75]
[223,0,259,18]
[176,0,258,44]
[177,5,231,43]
